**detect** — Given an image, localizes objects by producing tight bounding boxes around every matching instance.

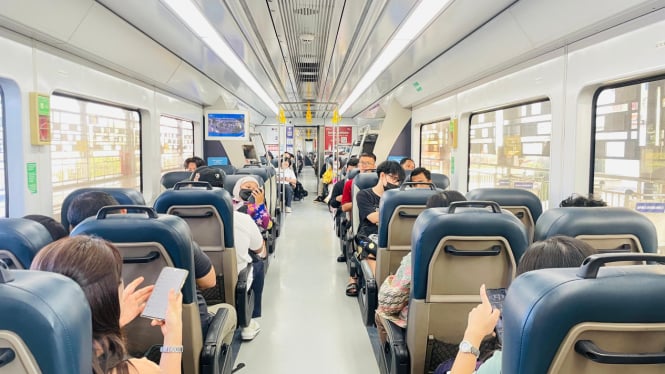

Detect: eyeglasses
[385,174,402,183]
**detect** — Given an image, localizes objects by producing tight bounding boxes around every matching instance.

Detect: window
[468,100,551,209]
[592,77,665,244]
[160,115,194,172]
[50,95,141,217]
[420,119,453,176]
[0,88,5,217]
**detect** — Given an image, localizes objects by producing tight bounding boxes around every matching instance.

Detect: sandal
[345,282,358,297]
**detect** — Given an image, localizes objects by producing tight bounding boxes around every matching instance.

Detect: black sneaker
[336,254,346,263]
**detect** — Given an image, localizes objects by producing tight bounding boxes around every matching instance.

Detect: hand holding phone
[141,267,188,321]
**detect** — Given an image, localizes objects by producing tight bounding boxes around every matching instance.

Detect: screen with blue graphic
[205,111,249,141]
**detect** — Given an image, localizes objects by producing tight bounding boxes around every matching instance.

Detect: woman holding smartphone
[31,236,183,374]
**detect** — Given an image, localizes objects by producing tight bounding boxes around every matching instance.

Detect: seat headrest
[218,164,237,175]
[236,166,269,181]
[160,171,192,189]
[346,168,360,180]
[153,188,234,249]
[466,188,543,221]
[411,207,529,299]
[0,269,91,373]
[70,208,197,303]
[503,255,665,373]
[60,188,146,230]
[354,173,378,190]
[0,218,53,268]
[377,189,439,247]
[430,173,450,190]
[534,207,657,252]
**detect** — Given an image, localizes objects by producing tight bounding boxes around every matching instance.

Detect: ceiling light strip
[338,0,452,115]
[161,0,279,114]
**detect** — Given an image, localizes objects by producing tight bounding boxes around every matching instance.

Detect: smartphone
[141,267,188,321]
[486,288,506,345]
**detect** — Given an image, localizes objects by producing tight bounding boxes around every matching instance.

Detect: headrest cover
[534,207,657,252]
[466,188,543,221]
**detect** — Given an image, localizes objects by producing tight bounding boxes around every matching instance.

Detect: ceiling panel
[0,0,93,43]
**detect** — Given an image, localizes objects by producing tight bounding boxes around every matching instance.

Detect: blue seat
[404,201,529,374]
[430,172,450,190]
[70,206,237,374]
[60,187,146,230]
[503,253,665,373]
[467,188,543,242]
[534,207,657,253]
[0,218,53,269]
[160,171,192,189]
[0,265,91,374]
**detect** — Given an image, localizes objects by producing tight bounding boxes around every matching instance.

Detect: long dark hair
[31,236,131,374]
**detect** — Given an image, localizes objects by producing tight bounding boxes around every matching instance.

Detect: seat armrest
[379,317,410,374]
[359,259,377,326]
[235,264,255,328]
[200,307,235,374]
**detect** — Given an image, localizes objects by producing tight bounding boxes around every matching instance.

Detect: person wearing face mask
[346,160,405,296]
[232,176,273,230]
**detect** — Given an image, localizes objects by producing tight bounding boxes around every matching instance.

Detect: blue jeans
[280,183,294,207]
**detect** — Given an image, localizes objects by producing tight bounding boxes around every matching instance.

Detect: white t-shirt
[278,167,296,184]
[233,211,264,274]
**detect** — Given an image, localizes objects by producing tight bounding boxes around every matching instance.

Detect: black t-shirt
[328,179,346,209]
[356,188,381,237]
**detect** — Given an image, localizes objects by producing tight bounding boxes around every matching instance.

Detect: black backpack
[293,181,308,201]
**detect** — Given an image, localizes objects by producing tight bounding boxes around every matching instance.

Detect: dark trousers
[251,257,265,318]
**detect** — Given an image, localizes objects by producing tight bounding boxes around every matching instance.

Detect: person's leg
[285,184,294,207]
[251,259,265,318]
[207,303,238,346]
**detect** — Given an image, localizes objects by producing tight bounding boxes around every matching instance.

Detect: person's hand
[120,276,154,327]
[151,289,183,343]
[463,284,501,343]
[252,188,265,205]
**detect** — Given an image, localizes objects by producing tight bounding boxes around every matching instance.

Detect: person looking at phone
[232,176,272,230]
[445,236,598,374]
[278,158,297,213]
[31,235,183,374]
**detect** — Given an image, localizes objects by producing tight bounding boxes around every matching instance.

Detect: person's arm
[247,220,267,258]
[367,211,379,224]
[247,201,272,230]
[357,190,376,225]
[450,284,500,374]
[151,290,183,374]
[196,266,216,290]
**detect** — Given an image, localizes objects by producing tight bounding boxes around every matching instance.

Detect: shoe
[336,254,347,263]
[241,319,261,341]
[345,282,358,297]
[285,207,292,213]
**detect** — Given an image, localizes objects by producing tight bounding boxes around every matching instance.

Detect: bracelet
[160,345,184,353]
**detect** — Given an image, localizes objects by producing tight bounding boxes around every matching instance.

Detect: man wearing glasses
[341,152,377,213]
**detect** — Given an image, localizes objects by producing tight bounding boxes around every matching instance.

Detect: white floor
[234,166,380,373]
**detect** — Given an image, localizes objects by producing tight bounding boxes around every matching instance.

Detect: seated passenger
[31,235,183,373]
[346,160,405,297]
[184,156,206,172]
[559,193,607,207]
[408,167,432,188]
[23,214,68,240]
[400,157,416,171]
[375,191,467,336]
[67,191,224,336]
[232,176,273,230]
[278,158,297,213]
[330,157,359,210]
[445,236,598,374]
[341,152,377,213]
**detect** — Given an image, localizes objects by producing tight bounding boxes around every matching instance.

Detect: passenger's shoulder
[126,357,160,374]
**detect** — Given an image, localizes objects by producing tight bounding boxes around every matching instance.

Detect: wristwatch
[459,340,480,358]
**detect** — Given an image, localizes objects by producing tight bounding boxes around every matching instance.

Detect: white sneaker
[241,319,261,341]
[285,207,292,213]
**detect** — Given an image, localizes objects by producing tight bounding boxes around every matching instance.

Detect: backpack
[293,181,308,201]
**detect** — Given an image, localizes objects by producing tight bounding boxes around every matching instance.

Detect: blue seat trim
[354,173,378,191]
[0,270,91,374]
[534,207,657,252]
[60,188,146,230]
[466,188,543,221]
[503,265,665,373]
[411,208,529,300]
[377,189,439,247]
[430,173,450,190]
[0,218,53,268]
[153,188,235,248]
[70,213,197,303]
[236,167,270,182]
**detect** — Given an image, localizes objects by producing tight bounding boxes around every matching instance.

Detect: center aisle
[234,166,379,373]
